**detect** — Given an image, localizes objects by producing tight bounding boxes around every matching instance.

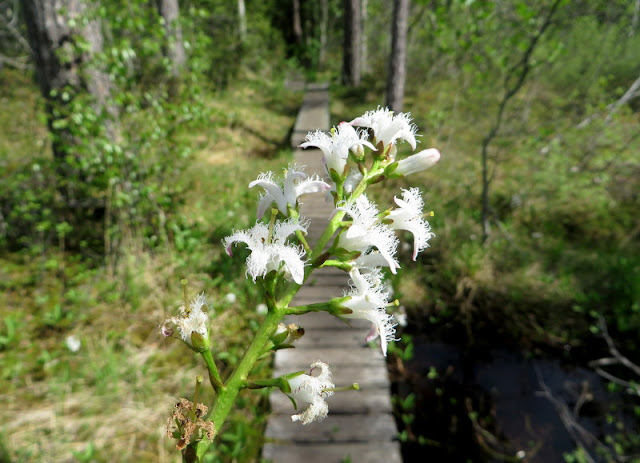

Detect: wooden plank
[293,285,346,300]
[284,312,369,331]
[262,442,402,463]
[304,274,349,288]
[307,268,349,278]
[270,387,392,415]
[265,413,397,443]
[290,85,330,147]
[273,364,390,388]
[289,328,369,348]
[274,346,385,369]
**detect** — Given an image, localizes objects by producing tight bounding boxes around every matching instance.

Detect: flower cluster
[162,107,440,448]
[223,218,308,285]
[218,107,439,423]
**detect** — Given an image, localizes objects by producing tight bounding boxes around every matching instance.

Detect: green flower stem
[194,309,283,460]
[185,159,388,463]
[276,162,384,311]
[241,376,289,390]
[288,208,312,254]
[284,302,332,316]
[201,350,224,394]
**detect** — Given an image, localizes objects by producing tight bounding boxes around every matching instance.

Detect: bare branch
[0,53,30,70]
[577,74,640,128]
[0,8,32,52]
[534,365,618,463]
[588,317,640,395]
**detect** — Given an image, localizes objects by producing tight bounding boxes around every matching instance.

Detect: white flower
[337,195,399,273]
[387,188,434,260]
[394,148,440,176]
[163,293,210,347]
[65,335,81,353]
[287,360,335,425]
[350,107,418,150]
[223,218,308,284]
[224,293,237,304]
[342,269,397,356]
[300,122,375,175]
[249,166,330,219]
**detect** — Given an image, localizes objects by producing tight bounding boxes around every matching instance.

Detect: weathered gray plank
[291,84,330,147]
[262,442,402,463]
[289,328,369,348]
[293,285,346,300]
[284,312,369,330]
[274,346,385,369]
[304,274,350,288]
[273,365,390,390]
[265,413,397,443]
[270,387,392,415]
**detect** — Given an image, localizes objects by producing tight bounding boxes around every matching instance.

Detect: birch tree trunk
[156,0,186,81]
[342,0,361,86]
[238,0,247,42]
[386,0,410,112]
[631,0,640,37]
[361,0,368,75]
[20,0,115,161]
[318,0,329,68]
[292,0,303,46]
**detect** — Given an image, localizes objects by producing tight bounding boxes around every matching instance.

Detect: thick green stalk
[194,309,283,460]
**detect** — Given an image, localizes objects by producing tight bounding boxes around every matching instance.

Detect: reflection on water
[392,337,637,462]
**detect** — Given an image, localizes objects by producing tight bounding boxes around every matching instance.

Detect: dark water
[392,337,638,462]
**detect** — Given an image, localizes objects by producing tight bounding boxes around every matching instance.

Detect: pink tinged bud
[394,149,441,176]
[161,324,174,337]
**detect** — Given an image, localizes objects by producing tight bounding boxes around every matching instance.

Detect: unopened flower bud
[350,143,365,162]
[394,148,440,176]
[287,323,305,342]
[190,331,210,353]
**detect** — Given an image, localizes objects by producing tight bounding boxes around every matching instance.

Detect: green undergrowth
[0,70,301,462]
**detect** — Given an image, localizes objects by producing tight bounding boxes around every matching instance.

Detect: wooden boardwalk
[262,84,402,463]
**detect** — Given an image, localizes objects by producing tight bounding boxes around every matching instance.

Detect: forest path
[262,83,402,463]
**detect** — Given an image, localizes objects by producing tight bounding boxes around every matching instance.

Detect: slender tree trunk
[342,0,362,86]
[292,0,303,45]
[238,0,247,42]
[21,0,115,161]
[386,0,410,112]
[631,0,640,37]
[318,0,329,68]
[361,0,368,75]
[157,0,186,95]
